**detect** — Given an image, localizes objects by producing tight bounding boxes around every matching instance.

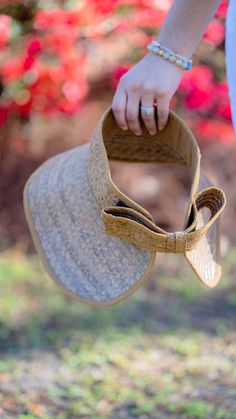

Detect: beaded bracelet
[147,40,192,70]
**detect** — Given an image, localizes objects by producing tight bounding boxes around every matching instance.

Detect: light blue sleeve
[225,0,236,134]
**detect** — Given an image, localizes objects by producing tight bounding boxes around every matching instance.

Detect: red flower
[62,55,88,83]
[196,118,236,143]
[58,97,82,115]
[43,28,78,56]
[34,9,65,30]
[179,66,215,112]
[1,58,23,83]
[48,66,66,83]
[215,0,228,18]
[23,54,35,72]
[110,64,131,90]
[65,10,84,26]
[90,0,119,14]
[0,15,11,49]
[214,81,232,121]
[0,106,9,126]
[203,19,225,45]
[184,86,215,112]
[0,0,23,3]
[119,0,172,9]
[62,80,89,103]
[179,66,214,94]
[27,38,42,56]
[27,62,61,112]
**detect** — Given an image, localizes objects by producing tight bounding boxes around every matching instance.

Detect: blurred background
[0,1,236,418]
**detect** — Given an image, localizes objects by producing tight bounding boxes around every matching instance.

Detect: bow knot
[101,187,225,254]
[166,231,187,253]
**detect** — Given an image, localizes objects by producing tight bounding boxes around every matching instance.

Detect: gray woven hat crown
[23,106,226,306]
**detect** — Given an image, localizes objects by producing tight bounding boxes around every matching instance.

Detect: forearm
[156,0,222,57]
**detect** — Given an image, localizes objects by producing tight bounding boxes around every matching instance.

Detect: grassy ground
[0,247,236,419]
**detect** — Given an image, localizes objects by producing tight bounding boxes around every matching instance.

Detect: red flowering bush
[0,0,234,143]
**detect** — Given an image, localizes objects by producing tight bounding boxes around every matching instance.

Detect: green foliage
[0,250,236,417]
[182,400,215,418]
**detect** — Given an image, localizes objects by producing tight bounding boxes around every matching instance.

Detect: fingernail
[159,125,163,131]
[121,126,128,131]
[135,131,142,136]
[149,130,156,136]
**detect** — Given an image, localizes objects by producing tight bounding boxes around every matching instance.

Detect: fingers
[126,88,142,135]
[111,85,128,130]
[112,80,142,135]
[140,87,157,135]
[156,95,170,131]
[112,77,170,135]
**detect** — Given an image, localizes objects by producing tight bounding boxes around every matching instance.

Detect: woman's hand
[112,52,184,135]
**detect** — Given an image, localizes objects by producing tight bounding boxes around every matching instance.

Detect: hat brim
[23,143,156,306]
[184,172,223,288]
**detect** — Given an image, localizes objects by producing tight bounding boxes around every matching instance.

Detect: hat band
[102,187,226,254]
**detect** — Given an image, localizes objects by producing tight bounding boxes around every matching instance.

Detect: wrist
[155,24,194,59]
[154,0,222,58]
[146,51,184,69]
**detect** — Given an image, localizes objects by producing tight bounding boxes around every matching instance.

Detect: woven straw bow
[102,187,225,254]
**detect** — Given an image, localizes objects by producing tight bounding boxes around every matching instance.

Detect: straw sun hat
[23,106,226,306]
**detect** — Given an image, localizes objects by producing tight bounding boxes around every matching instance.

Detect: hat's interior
[101,109,200,231]
[102,109,199,174]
